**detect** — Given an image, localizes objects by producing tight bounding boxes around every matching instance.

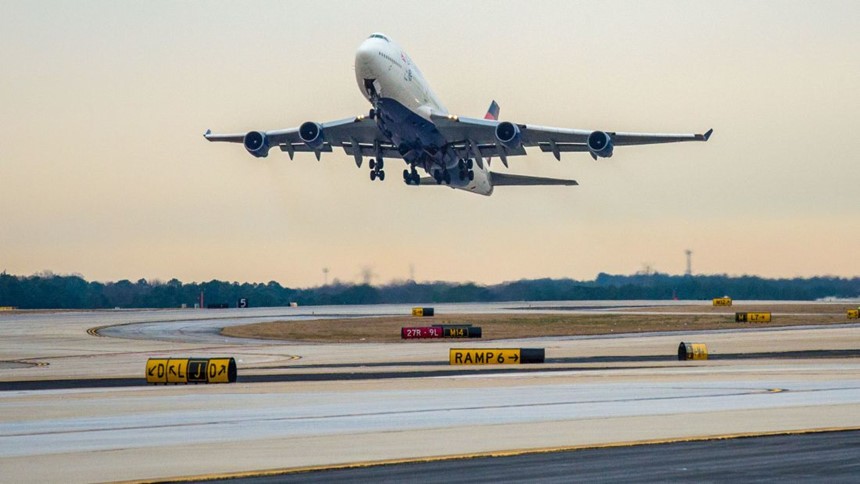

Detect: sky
[1,1,858,287]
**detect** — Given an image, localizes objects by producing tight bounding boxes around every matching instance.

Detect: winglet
[204,129,211,138]
[703,128,713,141]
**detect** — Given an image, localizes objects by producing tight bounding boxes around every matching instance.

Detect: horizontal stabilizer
[490,172,578,186]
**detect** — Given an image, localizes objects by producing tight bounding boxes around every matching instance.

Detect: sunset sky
[1,1,858,287]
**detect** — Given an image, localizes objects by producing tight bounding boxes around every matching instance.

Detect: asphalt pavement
[198,430,860,483]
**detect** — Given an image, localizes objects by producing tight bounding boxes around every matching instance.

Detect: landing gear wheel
[369,159,376,170]
[468,170,475,181]
[458,159,466,170]
[443,170,451,185]
[369,108,376,119]
[378,170,385,181]
[458,169,466,181]
[375,157,384,169]
[466,159,474,169]
[370,170,377,181]
[403,169,410,181]
[433,170,442,184]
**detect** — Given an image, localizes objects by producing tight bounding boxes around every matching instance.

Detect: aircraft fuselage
[354,34,493,195]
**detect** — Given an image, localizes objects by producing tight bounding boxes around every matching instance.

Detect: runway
[203,430,860,483]
[1,302,859,482]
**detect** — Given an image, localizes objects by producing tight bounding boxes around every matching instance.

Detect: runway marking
[115,426,860,484]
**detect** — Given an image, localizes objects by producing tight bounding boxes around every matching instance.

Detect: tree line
[0,271,857,309]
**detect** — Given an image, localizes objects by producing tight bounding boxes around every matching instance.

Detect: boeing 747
[205,33,712,196]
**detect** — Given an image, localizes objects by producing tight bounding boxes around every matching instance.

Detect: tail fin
[483,101,501,166]
[484,100,500,120]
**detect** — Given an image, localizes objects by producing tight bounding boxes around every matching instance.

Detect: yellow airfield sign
[678,342,709,360]
[450,348,521,365]
[712,297,732,306]
[449,348,545,365]
[207,358,235,383]
[146,357,237,384]
[735,312,772,323]
[166,359,188,383]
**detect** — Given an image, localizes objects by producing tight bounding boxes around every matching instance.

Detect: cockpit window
[368,33,390,42]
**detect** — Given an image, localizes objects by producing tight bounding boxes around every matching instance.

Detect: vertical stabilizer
[484,100,500,120]
[484,101,500,166]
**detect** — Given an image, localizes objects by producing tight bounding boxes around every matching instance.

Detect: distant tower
[322,267,329,286]
[685,250,693,276]
[409,264,415,282]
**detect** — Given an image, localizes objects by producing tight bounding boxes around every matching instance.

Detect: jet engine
[243,131,270,158]
[587,130,614,158]
[299,121,325,149]
[495,121,522,150]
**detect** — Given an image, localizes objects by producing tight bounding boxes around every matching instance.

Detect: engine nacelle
[243,131,270,158]
[299,121,325,149]
[587,130,614,158]
[495,121,522,150]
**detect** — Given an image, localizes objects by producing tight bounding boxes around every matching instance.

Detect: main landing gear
[403,166,420,185]
[458,158,475,181]
[369,156,385,181]
[432,168,451,185]
[433,159,474,185]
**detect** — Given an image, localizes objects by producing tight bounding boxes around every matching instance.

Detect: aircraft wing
[204,116,397,165]
[432,114,712,162]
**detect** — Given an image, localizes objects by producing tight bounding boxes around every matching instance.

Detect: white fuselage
[354,34,494,195]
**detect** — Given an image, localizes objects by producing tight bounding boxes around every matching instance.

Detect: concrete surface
[0,302,858,483]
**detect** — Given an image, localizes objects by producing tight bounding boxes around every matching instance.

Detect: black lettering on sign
[455,352,463,364]
[158,363,165,378]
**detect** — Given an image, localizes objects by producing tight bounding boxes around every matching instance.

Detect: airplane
[205,33,712,196]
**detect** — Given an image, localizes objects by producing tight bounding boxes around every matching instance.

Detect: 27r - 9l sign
[401,327,442,339]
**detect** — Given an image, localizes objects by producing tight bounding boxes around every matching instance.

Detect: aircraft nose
[355,39,376,69]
